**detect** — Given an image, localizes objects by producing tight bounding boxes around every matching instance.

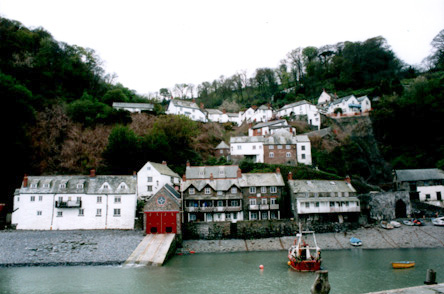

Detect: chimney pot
[186,160,190,167]
[276,167,281,174]
[23,174,28,188]
[90,169,96,178]
[162,161,167,165]
[210,173,214,181]
[288,172,292,180]
[237,168,242,178]
[345,175,351,184]
[182,174,187,181]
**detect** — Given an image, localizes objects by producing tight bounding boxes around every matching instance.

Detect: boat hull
[288,258,321,272]
[392,261,415,269]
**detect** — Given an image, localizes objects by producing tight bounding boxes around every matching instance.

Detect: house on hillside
[238,168,285,220]
[12,171,137,230]
[327,95,361,117]
[230,136,265,163]
[287,175,359,223]
[240,104,273,123]
[226,112,242,126]
[317,90,335,106]
[137,161,181,200]
[207,109,229,123]
[248,119,295,137]
[263,134,312,166]
[276,100,321,130]
[112,102,154,113]
[357,95,372,113]
[181,164,243,223]
[165,99,208,122]
[214,141,230,159]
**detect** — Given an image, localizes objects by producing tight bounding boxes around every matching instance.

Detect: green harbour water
[1,248,443,294]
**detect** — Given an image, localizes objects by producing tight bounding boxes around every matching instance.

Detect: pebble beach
[1,223,443,267]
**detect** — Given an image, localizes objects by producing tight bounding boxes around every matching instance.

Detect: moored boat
[350,237,362,246]
[403,220,414,226]
[432,217,444,226]
[381,221,394,229]
[392,261,415,269]
[390,220,401,228]
[287,228,321,272]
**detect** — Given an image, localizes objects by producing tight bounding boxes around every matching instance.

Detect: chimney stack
[23,174,28,188]
[186,160,190,167]
[200,103,204,109]
[90,169,96,178]
[162,161,167,165]
[345,175,351,184]
[237,168,242,178]
[288,172,292,180]
[223,109,226,114]
[182,174,187,181]
[210,173,214,181]
[276,167,281,174]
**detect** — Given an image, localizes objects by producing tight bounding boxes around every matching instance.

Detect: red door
[145,211,178,234]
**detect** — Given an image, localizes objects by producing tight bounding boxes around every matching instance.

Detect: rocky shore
[0,224,443,267]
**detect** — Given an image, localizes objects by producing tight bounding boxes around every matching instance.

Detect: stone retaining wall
[182,219,359,240]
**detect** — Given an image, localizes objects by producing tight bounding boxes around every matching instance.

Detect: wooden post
[424,269,437,285]
[311,270,331,294]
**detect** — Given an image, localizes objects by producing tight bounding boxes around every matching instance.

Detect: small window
[249,198,256,205]
[269,152,274,158]
[37,211,42,216]
[237,145,242,150]
[425,194,431,200]
[270,186,277,193]
[286,152,291,158]
[270,198,276,205]
[250,212,258,220]
[330,202,335,207]
[57,211,63,217]
[114,208,121,216]
[301,154,306,159]
[286,145,291,149]
[38,196,43,201]
[205,187,211,194]
[269,145,274,150]
[147,185,153,192]
[261,186,267,193]
[261,198,267,205]
[301,145,306,151]
[189,214,197,221]
[79,209,84,216]
[77,184,84,189]
[231,187,237,194]
[97,196,102,203]
[189,187,195,194]
[147,177,153,182]
[305,202,310,208]
[114,196,121,203]
[76,197,81,203]
[249,187,256,194]
[96,209,102,216]
[253,145,256,150]
[277,145,283,149]
[315,202,319,207]
[30,196,35,202]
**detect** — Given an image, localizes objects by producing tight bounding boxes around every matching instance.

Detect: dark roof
[394,169,444,182]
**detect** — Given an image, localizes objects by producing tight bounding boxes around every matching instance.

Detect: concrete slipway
[124,234,175,266]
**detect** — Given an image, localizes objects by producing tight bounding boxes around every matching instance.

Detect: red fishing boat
[287,228,322,272]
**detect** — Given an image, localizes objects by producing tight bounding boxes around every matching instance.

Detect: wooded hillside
[2,17,443,208]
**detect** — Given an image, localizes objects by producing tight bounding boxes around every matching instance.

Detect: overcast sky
[1,0,443,95]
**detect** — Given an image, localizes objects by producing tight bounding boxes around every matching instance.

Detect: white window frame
[270,186,277,193]
[189,187,195,194]
[113,208,121,217]
[249,187,256,194]
[205,187,211,195]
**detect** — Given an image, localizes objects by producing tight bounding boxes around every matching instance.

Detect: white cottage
[357,95,372,113]
[165,99,208,122]
[276,100,321,129]
[137,161,181,200]
[12,171,137,230]
[327,95,361,116]
[112,102,154,113]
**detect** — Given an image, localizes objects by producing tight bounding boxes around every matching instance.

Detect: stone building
[143,184,181,234]
[393,168,444,192]
[214,141,230,160]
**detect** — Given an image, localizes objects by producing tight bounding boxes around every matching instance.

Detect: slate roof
[112,102,154,110]
[288,180,356,194]
[17,175,136,195]
[230,136,265,144]
[394,169,444,182]
[182,178,240,192]
[206,109,223,115]
[279,100,312,111]
[357,95,369,102]
[215,141,230,149]
[171,99,200,110]
[331,95,355,106]
[251,119,287,129]
[149,162,180,178]
[264,135,298,145]
[164,183,181,199]
[239,173,285,187]
[185,165,240,179]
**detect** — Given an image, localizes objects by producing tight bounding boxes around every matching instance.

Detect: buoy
[287,261,291,266]
[259,265,264,269]
[189,250,195,254]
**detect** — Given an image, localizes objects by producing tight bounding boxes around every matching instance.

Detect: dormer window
[77,184,84,189]
[43,183,50,188]
[59,183,66,189]
[189,187,195,194]
[30,183,38,188]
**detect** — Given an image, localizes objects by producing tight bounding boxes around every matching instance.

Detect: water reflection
[0,248,443,294]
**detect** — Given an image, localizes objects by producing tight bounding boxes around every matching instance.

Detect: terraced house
[12,170,137,230]
[181,164,285,222]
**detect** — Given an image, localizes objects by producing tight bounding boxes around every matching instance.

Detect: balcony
[55,200,82,208]
[200,206,214,212]
[259,204,269,210]
[225,206,242,212]
[270,204,279,210]
[215,206,225,212]
[249,204,259,210]
[185,206,199,212]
